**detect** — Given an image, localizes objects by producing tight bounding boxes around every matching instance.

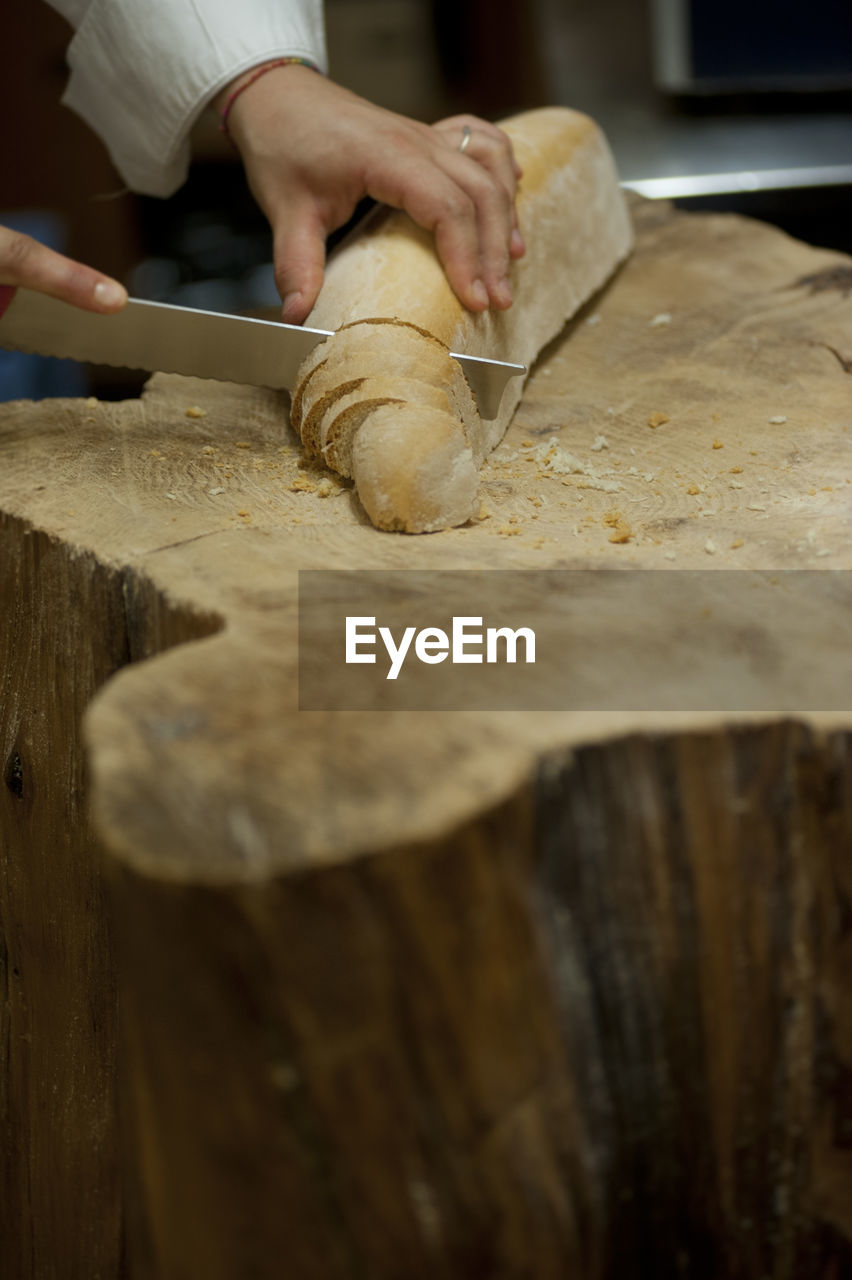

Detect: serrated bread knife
[0,289,526,421]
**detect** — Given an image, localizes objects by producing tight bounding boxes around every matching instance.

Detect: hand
[216,65,525,324]
[0,225,127,319]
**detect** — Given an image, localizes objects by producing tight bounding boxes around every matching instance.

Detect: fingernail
[496,277,513,309]
[282,291,303,321]
[471,279,489,310]
[511,229,526,256]
[93,279,127,308]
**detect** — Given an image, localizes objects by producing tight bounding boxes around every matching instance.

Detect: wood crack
[143,525,235,556]
[823,344,852,374]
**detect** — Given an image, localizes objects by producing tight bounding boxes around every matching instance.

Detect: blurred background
[2,0,851,400]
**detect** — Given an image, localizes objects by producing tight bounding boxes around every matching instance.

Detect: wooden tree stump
[1,197,851,1278]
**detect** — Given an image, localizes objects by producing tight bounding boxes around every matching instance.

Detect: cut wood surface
[1,196,852,1278]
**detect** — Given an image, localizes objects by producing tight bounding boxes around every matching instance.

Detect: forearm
[45,0,327,196]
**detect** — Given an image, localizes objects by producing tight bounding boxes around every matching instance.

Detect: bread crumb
[648,412,669,428]
[236,509,251,519]
[730,539,744,549]
[591,434,609,451]
[686,482,700,495]
[574,478,622,493]
[527,496,543,508]
[664,550,676,561]
[497,524,522,537]
[649,312,671,327]
[768,415,787,424]
[201,445,215,456]
[712,439,724,449]
[316,478,335,498]
[149,449,163,458]
[729,465,743,474]
[704,538,716,554]
[185,406,207,419]
[165,492,177,501]
[236,441,252,449]
[532,437,621,492]
[290,475,316,493]
[478,503,491,520]
[603,510,632,544]
[85,396,98,408]
[730,480,745,489]
[208,486,225,496]
[747,503,767,511]
[586,313,601,327]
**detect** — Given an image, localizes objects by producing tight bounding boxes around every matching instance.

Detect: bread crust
[351,404,480,533]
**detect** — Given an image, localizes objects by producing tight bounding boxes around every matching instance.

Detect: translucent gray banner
[298,570,852,711]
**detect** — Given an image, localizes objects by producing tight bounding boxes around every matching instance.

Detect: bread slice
[292,318,445,438]
[292,107,633,532]
[297,324,485,472]
[319,376,452,476]
[294,319,482,456]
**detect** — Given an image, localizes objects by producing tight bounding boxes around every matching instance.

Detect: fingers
[433,148,516,309]
[433,115,526,257]
[363,150,492,312]
[0,226,127,312]
[428,116,525,306]
[271,203,329,324]
[434,115,522,195]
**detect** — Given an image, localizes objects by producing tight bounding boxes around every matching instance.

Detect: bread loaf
[293,107,633,532]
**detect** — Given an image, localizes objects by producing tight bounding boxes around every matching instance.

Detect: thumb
[272,205,328,325]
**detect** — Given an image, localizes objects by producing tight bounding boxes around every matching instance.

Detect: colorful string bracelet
[219,57,319,139]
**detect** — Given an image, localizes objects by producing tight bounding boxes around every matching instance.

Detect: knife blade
[0,290,526,421]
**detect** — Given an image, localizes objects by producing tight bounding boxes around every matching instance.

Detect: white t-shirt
[48,0,328,196]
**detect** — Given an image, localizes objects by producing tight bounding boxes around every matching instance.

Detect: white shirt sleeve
[47,0,328,197]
